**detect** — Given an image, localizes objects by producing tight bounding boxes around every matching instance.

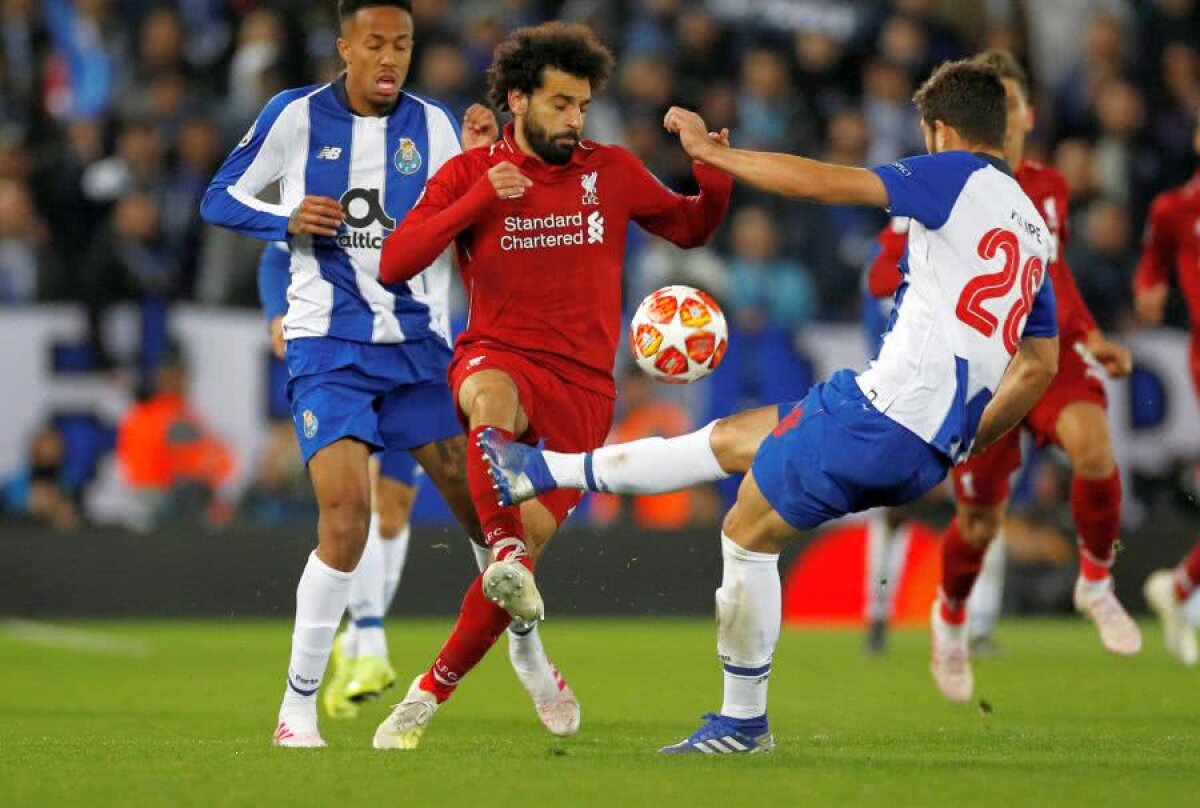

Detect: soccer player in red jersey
[873,50,1138,702]
[1137,109,1200,667]
[371,21,732,748]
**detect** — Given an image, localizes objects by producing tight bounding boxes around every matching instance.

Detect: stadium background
[1,0,1199,624]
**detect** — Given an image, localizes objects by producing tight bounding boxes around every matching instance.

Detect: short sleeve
[1022,273,1058,339]
[871,152,982,230]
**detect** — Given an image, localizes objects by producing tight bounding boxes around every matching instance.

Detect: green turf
[1,617,1198,806]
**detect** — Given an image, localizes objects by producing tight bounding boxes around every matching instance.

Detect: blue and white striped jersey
[201,77,460,345]
[857,151,1057,463]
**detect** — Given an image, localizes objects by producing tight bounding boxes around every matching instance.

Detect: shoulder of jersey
[1019,160,1068,193]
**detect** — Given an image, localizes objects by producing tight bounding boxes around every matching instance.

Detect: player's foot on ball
[345,655,397,703]
[478,427,556,507]
[373,676,438,750]
[321,632,360,720]
[930,602,973,704]
[274,708,326,748]
[1074,576,1142,656]
[659,713,774,755]
[482,559,545,622]
[1144,569,1198,666]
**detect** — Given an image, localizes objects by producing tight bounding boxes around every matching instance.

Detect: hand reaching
[462,104,499,151]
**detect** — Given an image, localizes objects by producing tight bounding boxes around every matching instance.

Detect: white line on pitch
[0,620,151,658]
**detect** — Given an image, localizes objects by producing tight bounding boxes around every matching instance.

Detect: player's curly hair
[486,22,615,112]
[338,0,412,23]
[972,49,1030,99]
[913,59,1006,150]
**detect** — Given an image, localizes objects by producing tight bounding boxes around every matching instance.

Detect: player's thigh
[1053,401,1115,479]
[456,368,530,434]
[722,469,803,555]
[710,405,781,474]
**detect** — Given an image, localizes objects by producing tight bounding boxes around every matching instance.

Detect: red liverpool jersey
[867,159,1098,346]
[379,125,732,398]
[1135,171,1200,319]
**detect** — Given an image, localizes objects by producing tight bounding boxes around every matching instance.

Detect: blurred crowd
[2,0,1200,533]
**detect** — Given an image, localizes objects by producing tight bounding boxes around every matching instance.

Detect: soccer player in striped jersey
[202,0,574,747]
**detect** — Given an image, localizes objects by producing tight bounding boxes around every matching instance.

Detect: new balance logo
[317,146,343,160]
[587,211,604,244]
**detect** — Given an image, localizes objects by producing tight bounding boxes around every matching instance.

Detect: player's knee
[1066,435,1115,480]
[710,417,758,474]
[958,507,1001,548]
[318,488,371,556]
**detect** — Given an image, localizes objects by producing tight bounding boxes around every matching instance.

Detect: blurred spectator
[861,59,923,167]
[0,177,59,302]
[224,8,285,134]
[1066,197,1137,331]
[1053,12,1130,140]
[725,205,817,333]
[629,239,726,310]
[81,118,163,204]
[411,40,475,118]
[2,423,80,530]
[115,343,234,531]
[243,418,313,526]
[42,0,126,121]
[82,192,179,366]
[736,47,816,155]
[793,30,860,122]
[1153,42,1200,184]
[590,368,717,529]
[1090,77,1162,226]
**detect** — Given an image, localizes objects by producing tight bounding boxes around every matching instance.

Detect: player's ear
[336,36,351,66]
[508,89,528,116]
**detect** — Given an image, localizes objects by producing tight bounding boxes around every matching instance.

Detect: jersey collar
[974,152,1013,177]
[330,73,401,117]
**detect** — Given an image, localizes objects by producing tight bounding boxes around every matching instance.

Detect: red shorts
[449,343,614,524]
[953,340,1107,507]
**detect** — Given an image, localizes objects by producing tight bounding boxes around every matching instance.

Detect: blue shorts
[285,336,459,464]
[376,448,422,486]
[751,369,951,530]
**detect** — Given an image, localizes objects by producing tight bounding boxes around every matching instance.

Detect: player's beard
[523,113,579,165]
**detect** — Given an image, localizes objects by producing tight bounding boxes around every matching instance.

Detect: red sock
[468,425,526,562]
[1071,471,1121,581]
[939,518,986,625]
[419,574,513,702]
[1174,539,1200,601]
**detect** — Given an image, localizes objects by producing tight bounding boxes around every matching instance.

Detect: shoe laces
[386,698,433,729]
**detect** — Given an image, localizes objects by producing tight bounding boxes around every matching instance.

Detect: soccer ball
[629,285,728,384]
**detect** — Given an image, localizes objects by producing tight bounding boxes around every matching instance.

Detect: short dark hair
[338,0,412,23]
[912,59,1007,150]
[486,22,615,112]
[973,49,1029,99]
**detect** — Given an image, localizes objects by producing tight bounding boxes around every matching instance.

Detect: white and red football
[629,285,728,384]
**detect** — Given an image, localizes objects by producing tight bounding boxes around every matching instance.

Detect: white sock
[717,534,780,720]
[967,530,1006,640]
[348,514,388,660]
[469,540,491,572]
[381,523,411,612]
[281,552,354,715]
[341,622,359,659]
[864,513,910,623]
[508,621,559,702]
[545,420,729,493]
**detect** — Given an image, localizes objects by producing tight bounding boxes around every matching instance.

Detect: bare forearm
[697,147,886,206]
[973,339,1059,452]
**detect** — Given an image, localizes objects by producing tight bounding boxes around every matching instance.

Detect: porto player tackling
[371,22,732,749]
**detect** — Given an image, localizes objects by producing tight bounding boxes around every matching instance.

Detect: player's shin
[716,534,780,726]
[281,552,354,721]
[551,420,730,494]
[468,425,528,562]
[418,575,513,702]
[939,519,986,624]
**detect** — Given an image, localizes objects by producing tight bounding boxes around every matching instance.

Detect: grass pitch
[2,617,1198,806]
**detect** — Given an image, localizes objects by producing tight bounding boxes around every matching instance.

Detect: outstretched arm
[664,106,888,208]
[628,137,734,248]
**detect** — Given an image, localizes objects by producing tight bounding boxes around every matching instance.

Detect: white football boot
[482,557,544,623]
[1144,570,1198,666]
[373,676,439,750]
[929,602,973,704]
[1074,576,1142,656]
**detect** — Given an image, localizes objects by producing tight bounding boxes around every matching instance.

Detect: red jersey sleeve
[623,152,733,248]
[867,218,908,298]
[1134,192,1177,293]
[379,153,495,284]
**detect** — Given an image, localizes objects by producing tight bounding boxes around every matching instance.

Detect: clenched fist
[488,161,532,200]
